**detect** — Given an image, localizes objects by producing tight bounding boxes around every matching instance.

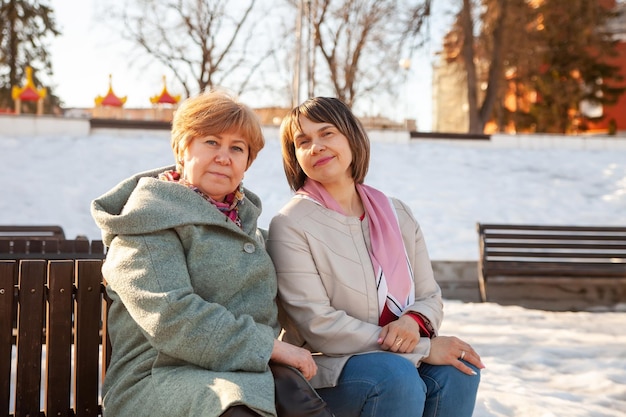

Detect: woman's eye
[232,146,245,153]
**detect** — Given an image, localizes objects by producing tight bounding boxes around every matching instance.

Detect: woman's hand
[270,340,318,380]
[377,315,421,353]
[422,335,485,376]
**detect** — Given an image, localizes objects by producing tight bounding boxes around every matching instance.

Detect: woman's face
[181,131,249,201]
[293,116,353,188]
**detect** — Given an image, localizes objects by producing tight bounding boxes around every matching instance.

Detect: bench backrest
[0,225,66,240]
[477,223,626,278]
[476,223,626,309]
[0,244,110,417]
[0,239,105,260]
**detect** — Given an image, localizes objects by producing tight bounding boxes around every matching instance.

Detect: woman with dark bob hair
[92,90,333,417]
[267,96,484,417]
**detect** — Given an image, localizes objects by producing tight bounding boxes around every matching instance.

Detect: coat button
[243,242,256,253]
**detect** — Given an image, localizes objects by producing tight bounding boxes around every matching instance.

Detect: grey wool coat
[91,166,280,417]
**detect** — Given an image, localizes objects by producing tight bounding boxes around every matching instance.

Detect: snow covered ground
[2,131,625,260]
[2,131,626,415]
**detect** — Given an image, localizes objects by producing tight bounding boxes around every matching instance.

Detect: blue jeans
[316,352,480,417]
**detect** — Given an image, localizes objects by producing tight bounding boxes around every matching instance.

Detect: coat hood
[91,165,263,246]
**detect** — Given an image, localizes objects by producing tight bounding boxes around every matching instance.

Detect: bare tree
[457,0,510,134]
[300,0,431,108]
[102,0,279,99]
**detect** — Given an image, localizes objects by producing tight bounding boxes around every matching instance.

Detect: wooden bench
[0,239,109,417]
[477,223,626,311]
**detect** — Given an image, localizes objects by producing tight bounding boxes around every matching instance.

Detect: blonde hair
[171,89,264,172]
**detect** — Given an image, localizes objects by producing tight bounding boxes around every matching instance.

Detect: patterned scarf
[159,170,244,228]
[297,179,414,322]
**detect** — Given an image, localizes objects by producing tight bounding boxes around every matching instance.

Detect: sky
[2,129,626,415]
[47,0,164,109]
[45,0,457,131]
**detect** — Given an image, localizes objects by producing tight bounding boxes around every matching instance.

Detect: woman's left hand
[422,335,485,375]
[377,315,421,353]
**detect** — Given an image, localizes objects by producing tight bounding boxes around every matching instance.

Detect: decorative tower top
[150,76,181,105]
[95,74,127,107]
[12,66,47,102]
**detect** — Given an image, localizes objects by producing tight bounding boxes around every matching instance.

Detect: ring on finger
[396,338,403,346]
[459,350,466,360]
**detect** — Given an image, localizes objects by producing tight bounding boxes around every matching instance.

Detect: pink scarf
[298,180,414,321]
[158,170,244,228]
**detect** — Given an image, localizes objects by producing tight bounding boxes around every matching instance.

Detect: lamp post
[293,0,315,106]
[292,0,304,107]
[399,58,412,130]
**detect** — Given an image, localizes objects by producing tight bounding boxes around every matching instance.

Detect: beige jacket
[267,195,443,388]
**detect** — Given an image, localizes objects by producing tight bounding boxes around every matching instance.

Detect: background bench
[477,223,626,311]
[0,239,109,417]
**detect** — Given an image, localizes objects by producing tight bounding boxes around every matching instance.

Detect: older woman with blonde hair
[92,90,333,417]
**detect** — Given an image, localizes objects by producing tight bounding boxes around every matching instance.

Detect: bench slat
[483,231,626,240]
[45,261,75,417]
[0,239,107,261]
[74,260,104,417]
[61,239,89,255]
[0,239,63,257]
[478,224,626,233]
[15,260,46,417]
[484,250,626,260]
[0,262,16,417]
[0,225,65,239]
[485,260,626,276]
[1,252,108,260]
[12,240,27,254]
[486,275,626,285]
[483,242,626,250]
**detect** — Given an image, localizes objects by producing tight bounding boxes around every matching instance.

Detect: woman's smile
[313,156,334,167]
[208,170,230,179]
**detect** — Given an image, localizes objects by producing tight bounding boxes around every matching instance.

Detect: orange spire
[150,75,181,105]
[12,66,47,101]
[95,74,127,107]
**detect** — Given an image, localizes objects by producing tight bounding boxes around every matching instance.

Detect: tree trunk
[461,0,481,134]
[478,0,508,130]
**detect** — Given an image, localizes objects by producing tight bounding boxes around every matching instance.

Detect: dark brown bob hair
[279,96,370,192]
